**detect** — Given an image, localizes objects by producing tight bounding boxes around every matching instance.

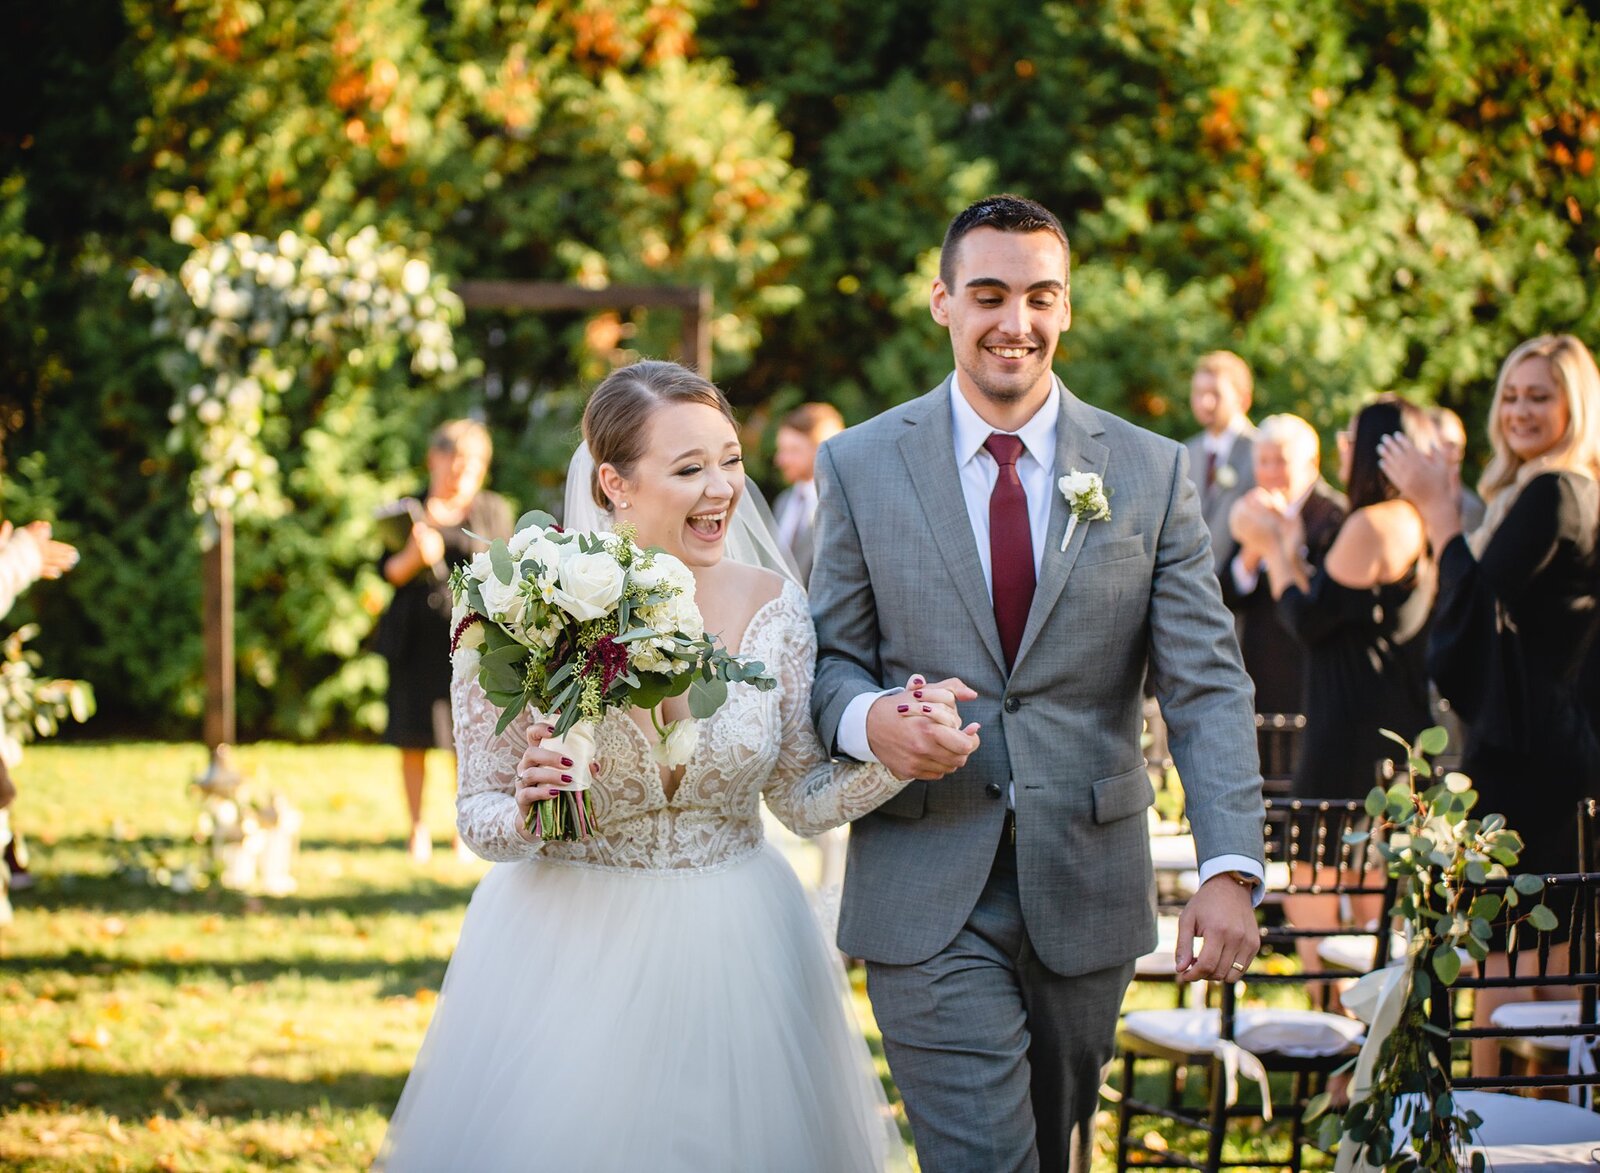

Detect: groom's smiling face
[931,227,1071,417]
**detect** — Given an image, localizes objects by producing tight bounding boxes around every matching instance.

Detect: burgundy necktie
[1204,449,1217,492]
[984,433,1035,672]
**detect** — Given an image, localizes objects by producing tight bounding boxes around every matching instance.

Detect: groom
[810,195,1266,1173]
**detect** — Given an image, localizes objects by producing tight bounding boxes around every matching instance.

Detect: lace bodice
[452,579,906,872]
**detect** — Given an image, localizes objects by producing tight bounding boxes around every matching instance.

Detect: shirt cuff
[1230,556,1261,595]
[1198,853,1267,908]
[836,688,902,763]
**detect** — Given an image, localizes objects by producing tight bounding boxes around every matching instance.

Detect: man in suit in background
[811,194,1264,1173]
[1184,351,1257,576]
[772,402,844,587]
[1431,405,1487,535]
[1221,414,1348,717]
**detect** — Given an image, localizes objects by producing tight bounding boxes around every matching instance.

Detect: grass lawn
[1,743,1329,1171]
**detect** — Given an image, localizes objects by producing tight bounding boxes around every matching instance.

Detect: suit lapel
[898,384,1008,675]
[1012,392,1109,673]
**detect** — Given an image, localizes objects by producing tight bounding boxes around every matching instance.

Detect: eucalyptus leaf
[1432,946,1461,985]
[688,675,729,719]
[1514,873,1544,895]
[489,539,513,583]
[1527,903,1559,932]
[516,509,556,531]
[1415,726,1450,757]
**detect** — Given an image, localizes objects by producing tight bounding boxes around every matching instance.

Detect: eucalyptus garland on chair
[1305,726,1554,1173]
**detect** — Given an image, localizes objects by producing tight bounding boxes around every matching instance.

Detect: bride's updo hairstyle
[583,360,736,511]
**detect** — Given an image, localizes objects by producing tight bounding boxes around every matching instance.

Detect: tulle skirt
[376,843,907,1172]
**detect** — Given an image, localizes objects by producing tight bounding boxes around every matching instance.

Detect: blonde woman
[1382,335,1600,1070]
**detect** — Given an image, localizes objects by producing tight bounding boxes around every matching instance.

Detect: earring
[619,501,630,510]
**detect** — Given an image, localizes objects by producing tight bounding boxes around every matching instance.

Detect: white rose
[478,574,526,624]
[551,549,626,622]
[629,558,669,593]
[507,525,541,558]
[1058,470,1100,499]
[456,621,486,653]
[651,719,699,769]
[469,549,494,582]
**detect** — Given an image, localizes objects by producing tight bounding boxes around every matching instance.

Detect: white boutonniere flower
[1214,463,1239,490]
[1058,469,1111,552]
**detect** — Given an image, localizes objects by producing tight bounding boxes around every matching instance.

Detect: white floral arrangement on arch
[132,220,462,517]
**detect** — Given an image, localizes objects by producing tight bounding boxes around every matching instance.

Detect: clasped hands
[865,675,983,781]
[1228,487,1302,557]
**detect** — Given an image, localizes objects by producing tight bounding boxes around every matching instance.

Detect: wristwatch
[1222,870,1260,891]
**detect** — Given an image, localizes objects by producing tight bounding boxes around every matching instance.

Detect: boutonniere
[1214,463,1239,490]
[1058,469,1111,552]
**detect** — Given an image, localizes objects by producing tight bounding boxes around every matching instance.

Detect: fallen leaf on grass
[68,1025,111,1050]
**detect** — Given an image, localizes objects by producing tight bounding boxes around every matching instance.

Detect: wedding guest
[0,513,80,894]
[1257,396,1437,799]
[376,420,512,863]
[1223,414,1348,717]
[1382,338,1600,1068]
[771,402,844,587]
[1430,406,1488,534]
[1184,350,1257,574]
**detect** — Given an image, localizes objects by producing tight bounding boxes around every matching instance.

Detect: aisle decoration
[1307,727,1553,1172]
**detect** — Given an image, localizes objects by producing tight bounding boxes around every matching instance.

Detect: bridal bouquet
[448,511,776,841]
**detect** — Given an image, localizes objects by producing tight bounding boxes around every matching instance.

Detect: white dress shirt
[834,374,1264,895]
[1203,415,1249,470]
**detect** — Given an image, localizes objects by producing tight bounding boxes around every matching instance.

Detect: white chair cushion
[1317,931,1407,972]
[1464,1142,1600,1171]
[1149,835,1197,872]
[1134,917,1183,977]
[1121,1007,1364,1059]
[1489,1000,1584,1054]
[1459,1090,1600,1146]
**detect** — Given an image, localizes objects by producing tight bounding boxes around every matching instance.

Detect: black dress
[1276,545,1436,800]
[377,491,514,749]
[1219,480,1349,716]
[1428,471,1600,876]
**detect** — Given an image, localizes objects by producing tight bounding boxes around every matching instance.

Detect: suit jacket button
[1004,697,1021,713]
[985,783,1003,799]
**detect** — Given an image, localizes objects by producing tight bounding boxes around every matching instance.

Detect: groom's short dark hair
[939,195,1070,289]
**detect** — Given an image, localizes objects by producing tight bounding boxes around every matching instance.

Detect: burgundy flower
[449,612,484,653]
[586,635,630,691]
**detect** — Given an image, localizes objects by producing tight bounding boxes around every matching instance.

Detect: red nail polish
[896,704,910,713]
[560,774,572,784]
[913,690,923,699]
[561,757,573,768]
[922,705,932,714]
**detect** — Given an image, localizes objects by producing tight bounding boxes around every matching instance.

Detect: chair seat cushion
[1458,1090,1600,1146]
[1316,931,1406,972]
[1488,1000,1584,1054]
[1121,1007,1364,1059]
[1464,1141,1600,1170]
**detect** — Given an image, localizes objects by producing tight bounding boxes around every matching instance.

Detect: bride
[377,360,972,1171]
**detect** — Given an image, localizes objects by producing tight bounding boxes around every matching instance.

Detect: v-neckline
[620,585,792,803]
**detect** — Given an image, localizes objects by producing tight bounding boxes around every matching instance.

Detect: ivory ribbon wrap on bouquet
[535,711,597,792]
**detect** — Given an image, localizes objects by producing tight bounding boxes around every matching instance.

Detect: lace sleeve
[761,586,909,837]
[452,651,542,862]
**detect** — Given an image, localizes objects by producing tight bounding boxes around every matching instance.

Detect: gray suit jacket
[811,381,1264,977]
[772,485,816,587]
[1184,428,1257,576]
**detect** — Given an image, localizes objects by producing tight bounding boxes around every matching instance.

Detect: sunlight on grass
[3,743,1322,1171]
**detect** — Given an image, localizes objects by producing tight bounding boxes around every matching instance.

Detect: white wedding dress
[376,580,911,1172]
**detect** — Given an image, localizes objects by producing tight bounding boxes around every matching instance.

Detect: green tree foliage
[0,0,804,738]
[0,0,1595,737]
[706,0,1600,441]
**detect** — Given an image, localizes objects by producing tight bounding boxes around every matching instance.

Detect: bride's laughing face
[605,402,744,568]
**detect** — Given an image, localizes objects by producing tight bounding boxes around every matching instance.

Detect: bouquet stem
[526,788,596,843]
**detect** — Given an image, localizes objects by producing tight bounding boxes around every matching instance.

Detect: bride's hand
[515,720,597,827]
[896,674,982,738]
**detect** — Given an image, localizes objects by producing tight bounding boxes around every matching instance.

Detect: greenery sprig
[1306,726,1552,1172]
